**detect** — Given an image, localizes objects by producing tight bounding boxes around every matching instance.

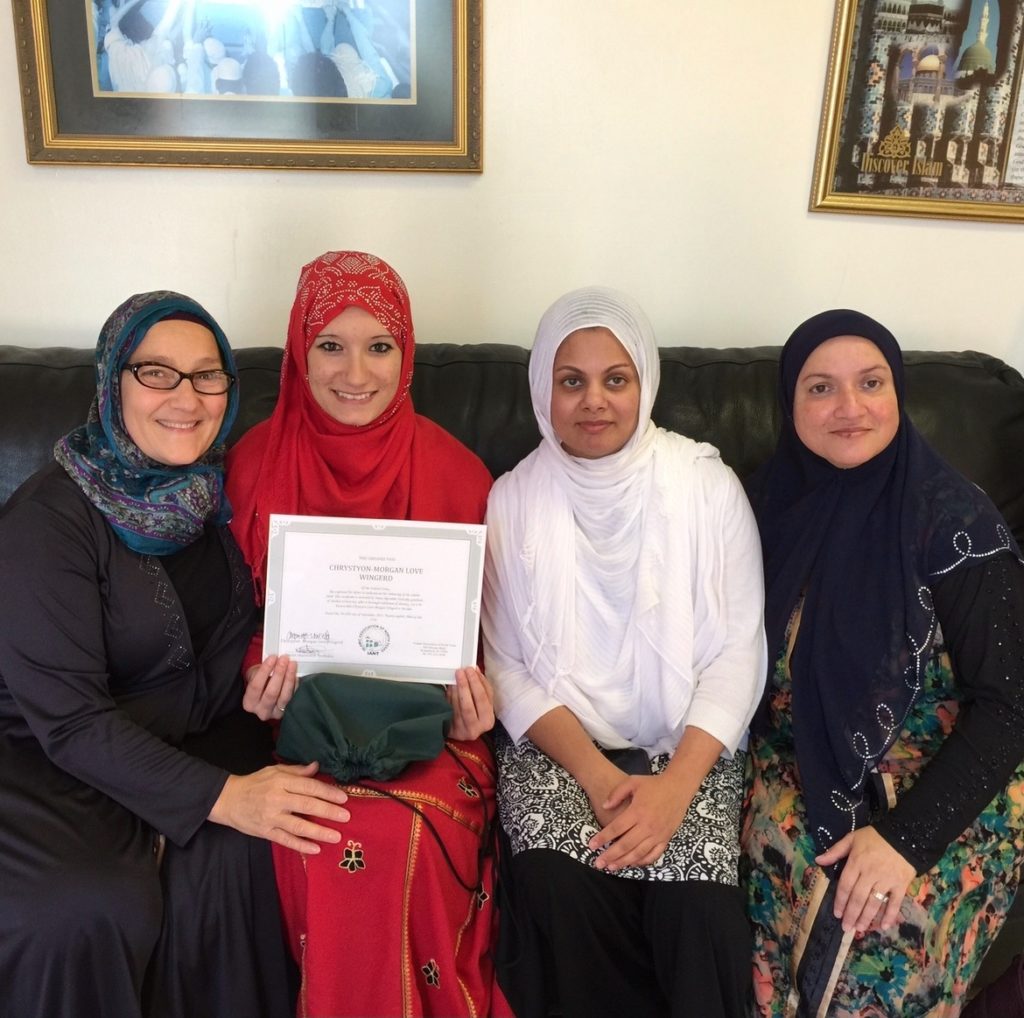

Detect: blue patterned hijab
[747,309,1019,856]
[54,291,239,555]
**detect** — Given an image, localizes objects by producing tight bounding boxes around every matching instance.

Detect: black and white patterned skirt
[495,727,745,884]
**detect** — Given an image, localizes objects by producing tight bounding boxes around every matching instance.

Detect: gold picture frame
[12,0,481,171]
[811,0,1024,222]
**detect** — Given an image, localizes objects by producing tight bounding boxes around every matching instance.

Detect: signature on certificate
[285,630,331,642]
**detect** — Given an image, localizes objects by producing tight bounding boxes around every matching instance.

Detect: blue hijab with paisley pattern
[54,290,238,555]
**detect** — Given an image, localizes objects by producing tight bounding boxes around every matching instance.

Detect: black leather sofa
[2,341,1024,993]
[4,343,1024,530]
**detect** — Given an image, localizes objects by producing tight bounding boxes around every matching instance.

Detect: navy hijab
[748,309,1019,856]
[54,290,238,555]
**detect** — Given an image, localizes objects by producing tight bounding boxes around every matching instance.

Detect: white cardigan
[482,432,767,759]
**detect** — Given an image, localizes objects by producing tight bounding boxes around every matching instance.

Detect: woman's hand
[588,773,692,871]
[209,762,350,854]
[816,825,915,932]
[243,654,297,721]
[582,764,630,830]
[444,666,495,741]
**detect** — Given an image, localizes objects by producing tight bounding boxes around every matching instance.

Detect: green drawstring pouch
[276,672,453,782]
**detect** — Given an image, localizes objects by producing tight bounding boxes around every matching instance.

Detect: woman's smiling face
[792,335,899,469]
[120,319,227,466]
[306,306,402,427]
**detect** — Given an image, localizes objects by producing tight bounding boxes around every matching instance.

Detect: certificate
[263,515,486,684]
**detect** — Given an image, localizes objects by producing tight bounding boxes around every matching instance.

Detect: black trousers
[500,848,753,1018]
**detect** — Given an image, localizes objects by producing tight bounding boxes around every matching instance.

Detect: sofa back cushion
[2,344,1022,546]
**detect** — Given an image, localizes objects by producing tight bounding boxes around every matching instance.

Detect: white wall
[2,3,1024,373]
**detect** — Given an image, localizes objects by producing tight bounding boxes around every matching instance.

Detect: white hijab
[484,287,732,753]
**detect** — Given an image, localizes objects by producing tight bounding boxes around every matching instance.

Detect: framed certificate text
[264,514,486,683]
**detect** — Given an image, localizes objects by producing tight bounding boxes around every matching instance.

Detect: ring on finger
[275,704,286,714]
[872,890,889,902]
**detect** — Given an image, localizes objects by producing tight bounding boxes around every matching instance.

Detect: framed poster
[811,0,1024,222]
[12,0,482,170]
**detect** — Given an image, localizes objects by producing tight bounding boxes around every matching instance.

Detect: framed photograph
[811,0,1024,223]
[12,0,481,171]
[263,514,487,684]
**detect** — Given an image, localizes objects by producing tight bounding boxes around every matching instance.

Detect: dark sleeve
[0,487,228,846]
[875,554,1024,874]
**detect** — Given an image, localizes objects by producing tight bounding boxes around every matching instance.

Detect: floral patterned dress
[742,606,1024,1018]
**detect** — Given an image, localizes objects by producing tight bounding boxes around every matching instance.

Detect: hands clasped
[210,762,350,855]
[816,825,915,932]
[588,773,690,872]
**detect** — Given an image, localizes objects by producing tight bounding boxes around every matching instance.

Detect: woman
[482,286,767,1018]
[0,291,350,1018]
[226,251,502,1018]
[742,309,1024,1017]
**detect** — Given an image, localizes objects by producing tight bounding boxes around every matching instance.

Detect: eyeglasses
[124,362,236,395]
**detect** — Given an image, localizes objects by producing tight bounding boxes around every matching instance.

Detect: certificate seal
[359,624,391,656]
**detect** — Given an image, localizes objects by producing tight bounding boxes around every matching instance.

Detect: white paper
[263,515,486,684]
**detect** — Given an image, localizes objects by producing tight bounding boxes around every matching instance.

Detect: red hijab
[227,251,491,598]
